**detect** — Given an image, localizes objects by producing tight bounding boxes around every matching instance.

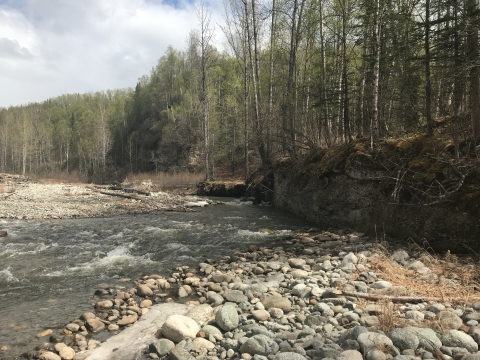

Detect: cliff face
[272,137,480,253]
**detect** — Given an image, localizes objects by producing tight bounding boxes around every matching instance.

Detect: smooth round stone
[39,352,61,360]
[405,310,424,322]
[251,310,270,321]
[59,346,75,360]
[357,332,393,352]
[65,323,80,332]
[337,350,363,360]
[85,318,105,333]
[390,328,419,351]
[108,324,119,331]
[161,314,200,343]
[371,281,392,290]
[239,334,279,356]
[137,284,154,297]
[273,352,308,360]
[437,311,463,330]
[366,349,387,360]
[95,300,113,310]
[149,338,175,356]
[215,305,239,331]
[262,296,291,310]
[117,313,138,326]
[442,330,478,353]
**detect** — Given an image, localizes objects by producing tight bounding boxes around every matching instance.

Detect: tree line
[0,0,479,182]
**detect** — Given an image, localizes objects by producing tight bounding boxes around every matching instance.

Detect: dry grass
[31,171,87,185]
[123,171,205,192]
[368,243,480,305]
[377,300,401,333]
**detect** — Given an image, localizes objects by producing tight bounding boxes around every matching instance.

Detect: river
[0,199,314,358]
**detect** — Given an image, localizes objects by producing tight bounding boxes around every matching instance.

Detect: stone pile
[24,230,480,360]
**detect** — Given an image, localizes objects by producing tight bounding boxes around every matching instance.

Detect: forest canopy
[0,0,479,182]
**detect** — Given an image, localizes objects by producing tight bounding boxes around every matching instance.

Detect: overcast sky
[0,0,226,108]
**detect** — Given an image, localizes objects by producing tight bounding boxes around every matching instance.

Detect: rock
[185,304,213,325]
[391,250,409,263]
[39,352,61,360]
[209,283,223,292]
[337,350,363,360]
[117,313,138,326]
[341,253,358,266]
[137,284,153,297]
[291,284,312,298]
[269,308,284,319]
[288,258,306,268]
[37,329,53,337]
[224,290,248,303]
[441,330,478,353]
[215,305,239,331]
[437,311,463,330]
[371,281,392,290]
[251,310,270,321]
[0,231,8,237]
[273,352,308,360]
[239,334,279,356]
[290,269,309,278]
[81,312,96,321]
[428,303,446,314]
[169,345,196,360]
[207,291,224,306]
[140,299,153,308]
[161,315,200,343]
[460,355,480,360]
[201,325,223,340]
[65,323,80,332]
[108,324,119,331]
[95,300,113,310]
[59,346,75,360]
[262,296,291,310]
[149,338,175,356]
[192,337,215,350]
[409,327,442,352]
[357,332,394,352]
[390,328,419,350]
[366,349,387,360]
[178,287,189,298]
[405,310,424,322]
[408,261,425,270]
[85,319,105,333]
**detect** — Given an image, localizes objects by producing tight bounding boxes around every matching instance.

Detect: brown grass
[368,243,480,305]
[30,170,87,184]
[123,171,205,192]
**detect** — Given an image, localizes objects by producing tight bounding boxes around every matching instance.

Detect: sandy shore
[0,180,203,220]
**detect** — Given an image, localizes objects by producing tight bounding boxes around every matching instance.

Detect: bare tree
[197,2,216,180]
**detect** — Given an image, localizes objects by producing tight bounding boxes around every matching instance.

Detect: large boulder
[161,315,200,343]
[442,330,478,353]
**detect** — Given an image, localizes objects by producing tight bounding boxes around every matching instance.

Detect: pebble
[19,228,480,360]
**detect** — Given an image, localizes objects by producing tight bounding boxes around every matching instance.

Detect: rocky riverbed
[0,181,205,220]
[11,229,480,360]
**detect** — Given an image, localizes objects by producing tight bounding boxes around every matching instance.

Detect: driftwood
[99,190,142,200]
[109,186,150,196]
[338,290,445,303]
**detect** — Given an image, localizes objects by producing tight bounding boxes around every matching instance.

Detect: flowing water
[0,199,314,358]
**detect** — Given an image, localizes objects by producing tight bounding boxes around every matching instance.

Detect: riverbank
[0,180,205,220]
[9,227,480,360]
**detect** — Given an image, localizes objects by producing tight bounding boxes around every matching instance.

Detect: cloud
[0,0,226,107]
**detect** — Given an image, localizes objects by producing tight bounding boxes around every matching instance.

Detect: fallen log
[109,186,150,196]
[99,190,142,200]
[339,290,446,303]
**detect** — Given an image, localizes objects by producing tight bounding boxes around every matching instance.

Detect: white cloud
[0,0,226,107]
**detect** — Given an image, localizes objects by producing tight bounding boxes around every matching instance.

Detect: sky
[0,0,226,108]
